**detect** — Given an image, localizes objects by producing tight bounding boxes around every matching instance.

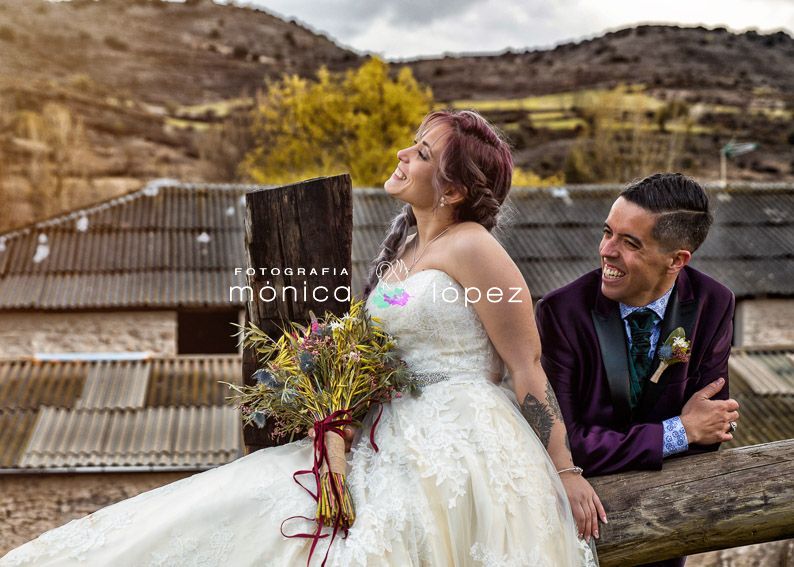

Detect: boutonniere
[650,327,691,383]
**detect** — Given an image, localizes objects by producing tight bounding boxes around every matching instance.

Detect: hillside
[407,25,794,102]
[0,1,791,232]
[0,0,359,104]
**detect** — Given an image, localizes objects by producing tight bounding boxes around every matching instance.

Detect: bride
[1,110,602,566]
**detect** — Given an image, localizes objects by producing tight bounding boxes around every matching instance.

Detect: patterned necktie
[626,307,659,409]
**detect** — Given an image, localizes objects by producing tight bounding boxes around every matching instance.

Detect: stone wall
[735,299,794,347]
[0,311,177,357]
[0,472,192,555]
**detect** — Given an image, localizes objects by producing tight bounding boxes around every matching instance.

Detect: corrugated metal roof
[0,409,39,467]
[724,348,794,449]
[354,184,794,299]
[729,350,794,395]
[145,356,241,406]
[0,355,244,471]
[1,181,792,309]
[18,406,241,469]
[0,359,87,409]
[75,360,150,409]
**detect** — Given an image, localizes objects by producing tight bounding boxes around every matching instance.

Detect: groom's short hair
[620,173,713,253]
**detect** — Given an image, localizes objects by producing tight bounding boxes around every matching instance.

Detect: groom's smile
[602,263,625,280]
[598,197,677,307]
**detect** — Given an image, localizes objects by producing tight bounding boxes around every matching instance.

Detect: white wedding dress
[2,268,596,567]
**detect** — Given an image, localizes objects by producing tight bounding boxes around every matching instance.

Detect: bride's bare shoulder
[450,222,504,251]
[447,222,517,282]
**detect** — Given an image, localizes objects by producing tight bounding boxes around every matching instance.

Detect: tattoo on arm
[521,381,569,450]
[521,392,554,448]
[545,381,572,451]
[545,381,564,421]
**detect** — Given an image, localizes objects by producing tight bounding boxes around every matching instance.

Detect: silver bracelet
[557,466,584,475]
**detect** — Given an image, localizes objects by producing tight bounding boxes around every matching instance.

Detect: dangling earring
[440,197,447,207]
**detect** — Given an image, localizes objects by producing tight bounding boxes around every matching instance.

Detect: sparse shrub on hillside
[68,73,98,93]
[197,110,254,182]
[565,86,690,183]
[0,25,14,42]
[242,57,433,186]
[655,100,690,133]
[104,36,128,51]
[14,103,89,218]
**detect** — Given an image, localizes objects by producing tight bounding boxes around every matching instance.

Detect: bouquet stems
[317,431,355,529]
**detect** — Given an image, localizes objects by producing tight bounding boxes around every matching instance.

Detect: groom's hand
[680,378,740,444]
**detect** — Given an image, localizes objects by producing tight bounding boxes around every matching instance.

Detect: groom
[536,173,739,567]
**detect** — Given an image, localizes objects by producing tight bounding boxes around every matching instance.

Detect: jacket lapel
[591,288,632,426]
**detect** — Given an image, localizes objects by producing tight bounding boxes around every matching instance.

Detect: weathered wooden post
[591,439,794,565]
[241,174,353,452]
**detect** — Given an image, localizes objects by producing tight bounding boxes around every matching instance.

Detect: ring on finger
[729,421,737,432]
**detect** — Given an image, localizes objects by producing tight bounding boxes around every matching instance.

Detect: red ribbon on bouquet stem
[280,405,385,566]
[281,409,354,567]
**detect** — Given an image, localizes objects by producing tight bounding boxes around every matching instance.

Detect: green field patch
[164,117,211,131]
[537,117,587,130]
[175,97,253,119]
[530,110,569,122]
[752,107,792,121]
[452,85,663,114]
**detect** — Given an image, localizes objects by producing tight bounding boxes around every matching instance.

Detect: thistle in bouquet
[223,298,418,559]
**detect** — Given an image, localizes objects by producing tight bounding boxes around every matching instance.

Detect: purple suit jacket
[536,266,735,477]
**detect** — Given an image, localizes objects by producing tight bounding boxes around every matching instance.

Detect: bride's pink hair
[363,109,514,299]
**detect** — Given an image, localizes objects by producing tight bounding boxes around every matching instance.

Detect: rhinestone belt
[409,371,451,388]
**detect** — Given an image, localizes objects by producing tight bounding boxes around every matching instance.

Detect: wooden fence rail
[590,439,794,566]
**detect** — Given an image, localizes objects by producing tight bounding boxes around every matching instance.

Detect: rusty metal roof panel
[0,274,46,309]
[723,393,794,448]
[0,356,240,410]
[145,355,241,406]
[75,360,150,409]
[724,348,794,448]
[729,349,794,395]
[352,190,404,227]
[16,405,241,469]
[0,359,86,409]
[0,409,38,467]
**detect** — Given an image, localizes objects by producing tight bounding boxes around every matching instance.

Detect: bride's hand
[560,473,607,543]
[307,426,357,452]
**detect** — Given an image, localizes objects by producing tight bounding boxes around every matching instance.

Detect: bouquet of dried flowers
[222,298,417,563]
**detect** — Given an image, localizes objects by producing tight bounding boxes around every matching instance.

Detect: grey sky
[230,0,794,59]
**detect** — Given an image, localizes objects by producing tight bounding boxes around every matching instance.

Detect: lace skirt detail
[1,377,596,567]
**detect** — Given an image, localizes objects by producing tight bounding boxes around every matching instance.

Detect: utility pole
[720,141,758,188]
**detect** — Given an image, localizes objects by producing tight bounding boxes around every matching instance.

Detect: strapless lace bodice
[365,269,505,381]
